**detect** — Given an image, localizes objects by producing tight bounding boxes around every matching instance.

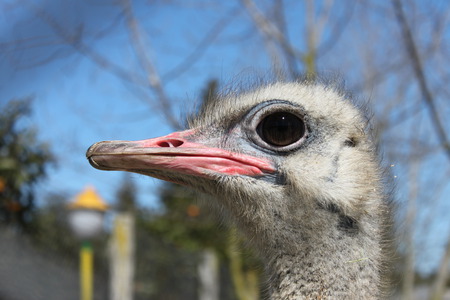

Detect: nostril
[157,139,184,148]
[158,141,170,147]
[170,139,184,147]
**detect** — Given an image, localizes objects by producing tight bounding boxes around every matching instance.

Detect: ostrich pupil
[258,112,305,147]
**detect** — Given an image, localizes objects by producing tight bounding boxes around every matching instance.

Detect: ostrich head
[87,81,390,299]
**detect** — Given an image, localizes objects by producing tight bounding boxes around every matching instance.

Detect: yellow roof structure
[68,186,108,211]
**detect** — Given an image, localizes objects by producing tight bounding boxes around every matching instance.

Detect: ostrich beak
[86,130,275,179]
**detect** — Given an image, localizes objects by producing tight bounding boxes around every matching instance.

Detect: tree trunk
[429,239,450,300]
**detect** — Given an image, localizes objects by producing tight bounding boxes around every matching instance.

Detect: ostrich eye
[257,112,305,147]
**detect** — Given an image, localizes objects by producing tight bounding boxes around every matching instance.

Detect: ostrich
[87,81,391,299]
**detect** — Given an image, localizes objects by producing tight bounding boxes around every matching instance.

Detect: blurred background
[1,0,450,299]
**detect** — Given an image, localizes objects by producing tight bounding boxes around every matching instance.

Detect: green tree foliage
[30,193,79,257]
[134,210,201,300]
[0,99,54,229]
[145,183,227,252]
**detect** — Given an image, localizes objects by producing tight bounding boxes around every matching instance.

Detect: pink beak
[87,130,276,180]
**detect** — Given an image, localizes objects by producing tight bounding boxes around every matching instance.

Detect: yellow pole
[80,241,93,300]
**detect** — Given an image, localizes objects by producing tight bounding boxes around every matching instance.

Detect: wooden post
[80,241,93,300]
[110,212,135,300]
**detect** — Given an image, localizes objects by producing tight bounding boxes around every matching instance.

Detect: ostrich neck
[266,226,383,300]
[218,183,386,299]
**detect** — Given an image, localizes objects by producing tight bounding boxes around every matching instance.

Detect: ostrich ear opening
[344,137,357,147]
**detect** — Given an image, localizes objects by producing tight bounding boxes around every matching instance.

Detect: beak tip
[87,156,99,169]
[86,144,95,159]
[86,142,103,170]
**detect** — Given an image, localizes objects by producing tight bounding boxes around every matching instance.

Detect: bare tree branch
[392,0,450,161]
[401,138,421,300]
[306,0,335,52]
[162,6,241,83]
[242,0,345,79]
[271,0,300,77]
[22,0,145,86]
[316,1,356,57]
[120,0,181,129]
[241,0,304,77]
